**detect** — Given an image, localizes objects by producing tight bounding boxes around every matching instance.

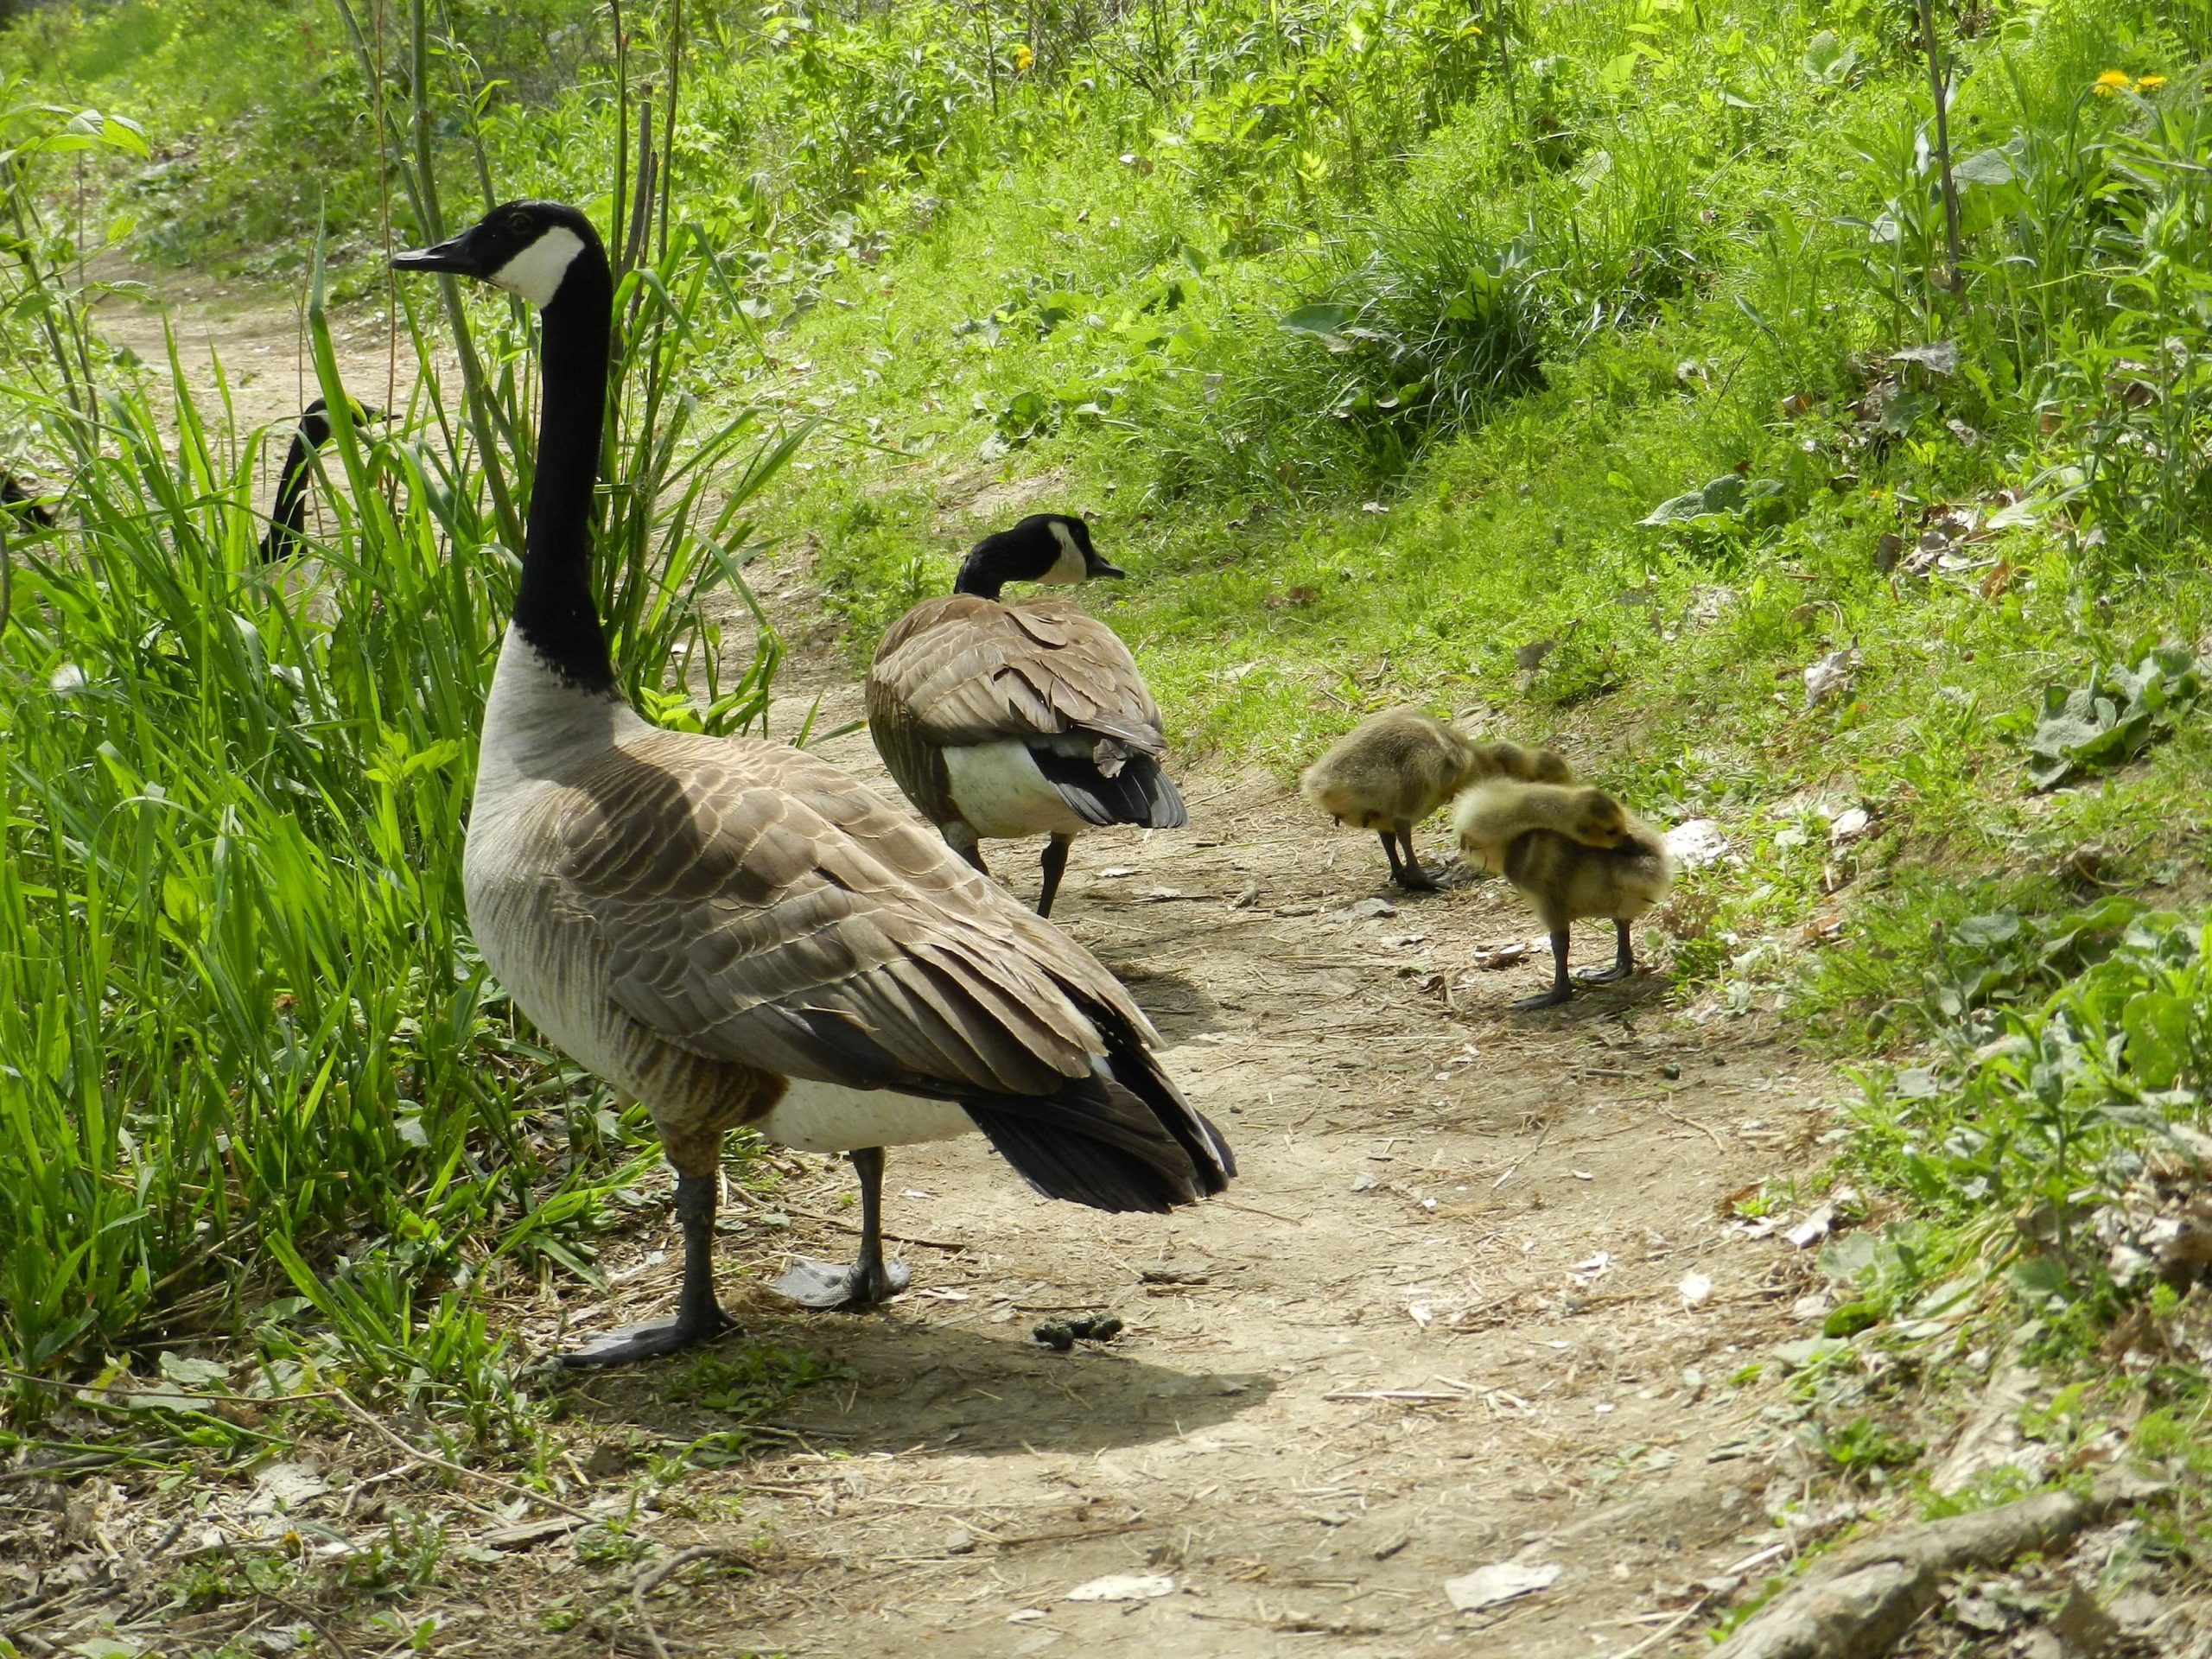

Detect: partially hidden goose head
[396,203,1230,1367]
[954,512,1123,601]
[259,395,385,563]
[2,474,58,531]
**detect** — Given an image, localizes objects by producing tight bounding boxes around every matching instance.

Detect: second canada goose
[1299,709,1572,889]
[868,514,1186,916]
[393,202,1231,1363]
[259,397,384,561]
[1452,779,1673,1008]
[3,397,365,555]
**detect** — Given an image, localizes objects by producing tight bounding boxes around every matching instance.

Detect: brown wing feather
[870,594,1166,753]
[548,731,1161,1097]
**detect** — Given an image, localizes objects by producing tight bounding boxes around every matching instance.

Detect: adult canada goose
[867,514,1185,917]
[1299,709,1571,889]
[392,202,1231,1363]
[259,396,384,561]
[1452,779,1673,1008]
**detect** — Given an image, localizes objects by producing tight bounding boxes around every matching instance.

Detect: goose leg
[1577,918,1637,985]
[772,1147,912,1310]
[1036,832,1073,917]
[1393,819,1437,890]
[1511,928,1576,1010]
[560,1170,735,1366]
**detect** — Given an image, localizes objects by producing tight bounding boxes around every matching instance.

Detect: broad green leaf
[1955,148,2015,188]
[1278,302,1352,337]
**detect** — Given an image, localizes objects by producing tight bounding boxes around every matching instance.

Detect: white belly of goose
[757,1080,976,1154]
[942,739,1090,838]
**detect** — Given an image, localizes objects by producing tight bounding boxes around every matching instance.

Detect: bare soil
[12,291,1849,1659]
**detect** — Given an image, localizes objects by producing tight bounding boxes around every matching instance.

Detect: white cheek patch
[1044,519,1089,585]
[490,226,586,308]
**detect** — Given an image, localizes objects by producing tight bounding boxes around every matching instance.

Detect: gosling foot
[1512,929,1574,1010]
[1510,983,1575,1011]
[1576,920,1637,986]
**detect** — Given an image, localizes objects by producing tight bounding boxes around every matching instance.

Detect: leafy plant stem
[1916,0,1963,297]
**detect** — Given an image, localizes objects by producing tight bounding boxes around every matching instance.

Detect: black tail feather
[960,1002,1232,1213]
[1029,744,1188,829]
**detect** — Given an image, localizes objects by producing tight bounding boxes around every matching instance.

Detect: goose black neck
[258,428,319,562]
[514,251,617,692]
[952,540,1011,602]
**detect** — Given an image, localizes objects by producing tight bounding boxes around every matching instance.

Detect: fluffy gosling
[1300,709,1571,890]
[1452,778,1674,1009]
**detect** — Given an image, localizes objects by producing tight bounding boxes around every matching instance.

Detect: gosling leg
[1376,829,1408,884]
[772,1147,912,1310]
[1578,918,1637,985]
[1511,928,1576,1010]
[1393,819,1437,890]
[1036,831,1073,918]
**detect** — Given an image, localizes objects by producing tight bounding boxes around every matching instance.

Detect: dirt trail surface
[88,270,416,435]
[47,291,1841,1657]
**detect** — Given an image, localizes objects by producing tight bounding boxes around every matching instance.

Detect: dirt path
[57,287,1840,1656]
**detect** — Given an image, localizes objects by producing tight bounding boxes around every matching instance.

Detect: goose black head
[296,396,385,448]
[391,200,602,309]
[954,513,1123,600]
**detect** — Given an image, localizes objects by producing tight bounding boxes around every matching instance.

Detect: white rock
[1444,1560,1561,1612]
[1785,1203,1836,1248]
[250,1461,329,1512]
[1066,1573,1175,1602]
[1666,819,1731,869]
[1679,1271,1713,1309]
[1802,646,1863,708]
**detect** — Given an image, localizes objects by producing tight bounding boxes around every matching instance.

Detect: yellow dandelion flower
[2137,74,2168,90]
[2093,68,2130,95]
[1014,44,1034,72]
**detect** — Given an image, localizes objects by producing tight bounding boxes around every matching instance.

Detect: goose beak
[391,230,482,277]
[1087,555,1128,580]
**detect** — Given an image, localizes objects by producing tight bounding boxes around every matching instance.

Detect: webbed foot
[557,1304,735,1367]
[772,1256,911,1310]
[1510,984,1575,1010]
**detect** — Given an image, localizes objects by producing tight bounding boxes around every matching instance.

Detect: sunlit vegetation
[8,0,2212,1604]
